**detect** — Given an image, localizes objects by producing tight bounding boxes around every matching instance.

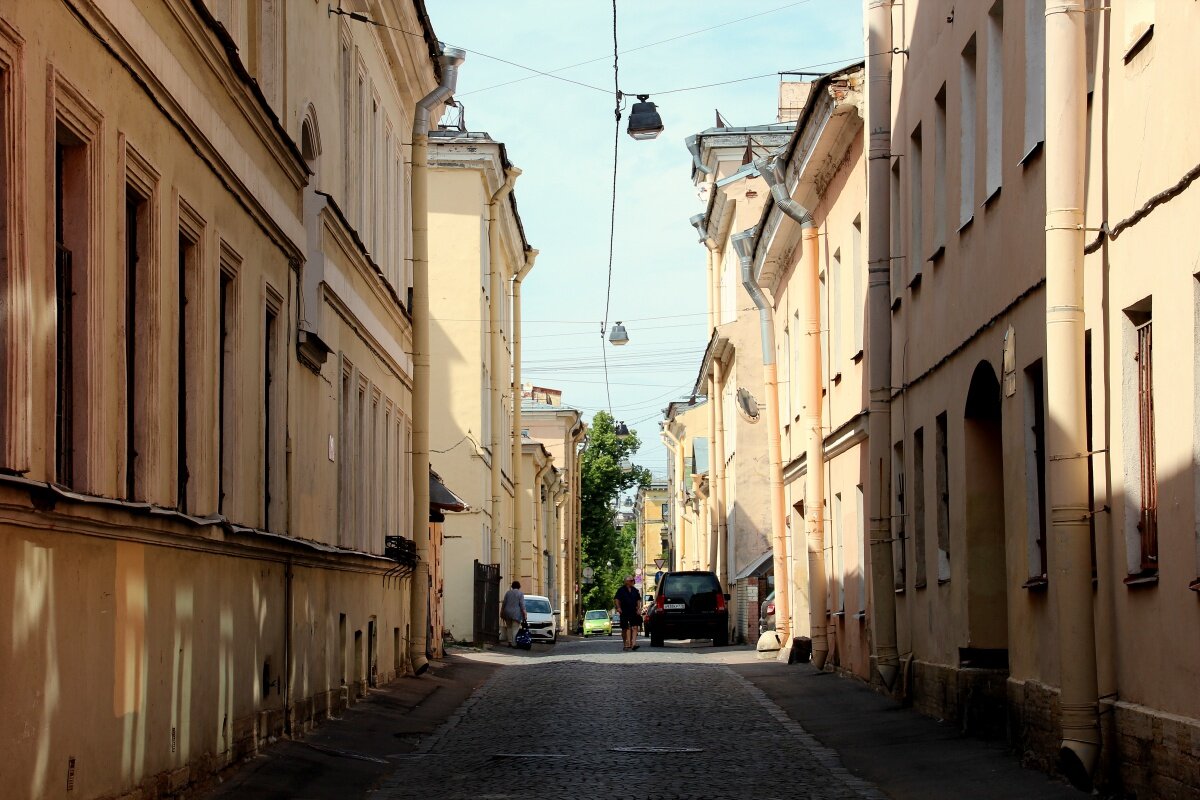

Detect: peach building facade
[0,2,442,797]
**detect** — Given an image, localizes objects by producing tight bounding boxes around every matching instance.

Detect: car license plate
[664,603,685,610]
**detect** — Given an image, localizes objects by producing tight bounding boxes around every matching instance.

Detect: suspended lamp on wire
[608,321,629,346]
[627,95,664,141]
[614,421,631,439]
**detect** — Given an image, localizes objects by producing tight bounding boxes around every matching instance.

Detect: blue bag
[514,624,533,650]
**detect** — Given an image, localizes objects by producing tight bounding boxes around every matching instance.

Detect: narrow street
[201,634,1091,799]
[372,637,883,800]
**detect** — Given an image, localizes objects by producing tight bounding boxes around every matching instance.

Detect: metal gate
[473,560,500,644]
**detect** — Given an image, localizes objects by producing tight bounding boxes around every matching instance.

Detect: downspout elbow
[685,135,712,176]
[490,166,522,205]
[516,247,539,283]
[756,155,814,228]
[414,46,466,138]
[732,228,774,365]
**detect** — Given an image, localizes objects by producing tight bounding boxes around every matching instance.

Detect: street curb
[724,667,891,800]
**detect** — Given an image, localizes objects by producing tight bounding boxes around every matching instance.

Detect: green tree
[579,411,651,613]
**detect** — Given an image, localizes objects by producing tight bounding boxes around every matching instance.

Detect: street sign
[635,567,643,575]
[654,570,664,583]
[653,558,665,569]
[634,576,642,585]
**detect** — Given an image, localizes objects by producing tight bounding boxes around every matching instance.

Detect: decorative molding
[0,19,28,474]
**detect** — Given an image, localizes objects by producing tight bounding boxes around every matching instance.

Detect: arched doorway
[963,360,1008,659]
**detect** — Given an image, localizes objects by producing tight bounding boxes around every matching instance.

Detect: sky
[431,0,864,480]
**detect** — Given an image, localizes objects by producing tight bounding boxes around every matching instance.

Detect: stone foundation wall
[909,660,1008,739]
[1006,678,1200,799]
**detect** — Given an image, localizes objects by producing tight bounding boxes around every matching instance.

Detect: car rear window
[526,598,552,614]
[660,573,721,599]
[585,610,608,620]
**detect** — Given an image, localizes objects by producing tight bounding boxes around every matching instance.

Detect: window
[851,216,864,355]
[1123,300,1156,576]
[1023,0,1046,159]
[857,485,866,613]
[263,293,282,530]
[892,441,906,590]
[932,85,947,255]
[123,182,152,500]
[175,204,205,514]
[1024,359,1047,581]
[985,1,1004,201]
[340,33,352,208]
[833,492,845,612]
[338,357,355,547]
[54,111,98,489]
[819,267,829,383]
[936,411,951,582]
[908,123,923,284]
[792,310,802,418]
[913,427,927,588]
[831,248,843,374]
[661,502,669,520]
[357,381,367,549]
[960,36,978,227]
[890,160,902,303]
[218,253,238,515]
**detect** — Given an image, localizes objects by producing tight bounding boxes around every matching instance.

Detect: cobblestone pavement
[372,637,886,800]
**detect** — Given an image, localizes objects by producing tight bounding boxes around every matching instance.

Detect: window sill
[832,371,843,385]
[854,610,866,620]
[927,245,945,266]
[1021,575,1049,591]
[1123,571,1159,588]
[982,185,1002,209]
[1189,578,1200,593]
[831,610,845,618]
[937,577,951,586]
[907,271,922,290]
[1123,23,1154,64]
[1019,140,1044,167]
[914,580,927,590]
[894,585,905,595]
[958,214,974,234]
[891,295,902,313]
[852,349,864,364]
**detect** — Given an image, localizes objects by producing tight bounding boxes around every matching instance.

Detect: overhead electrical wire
[456,0,820,97]
[332,5,888,103]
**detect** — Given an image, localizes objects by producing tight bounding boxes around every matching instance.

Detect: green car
[582,609,613,637]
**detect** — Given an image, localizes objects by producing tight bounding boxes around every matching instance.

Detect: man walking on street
[614,576,642,652]
[500,581,526,647]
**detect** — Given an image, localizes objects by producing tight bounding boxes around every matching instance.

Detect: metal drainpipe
[865,0,900,690]
[511,248,540,585]
[489,168,520,570]
[661,428,687,566]
[733,228,792,650]
[409,44,465,676]
[757,156,829,668]
[1045,0,1099,787]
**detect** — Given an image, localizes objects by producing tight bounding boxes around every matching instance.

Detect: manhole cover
[610,746,704,754]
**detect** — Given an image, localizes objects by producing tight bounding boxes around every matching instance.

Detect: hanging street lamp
[608,321,630,346]
[627,95,664,141]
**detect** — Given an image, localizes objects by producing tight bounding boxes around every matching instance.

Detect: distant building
[427,129,531,645]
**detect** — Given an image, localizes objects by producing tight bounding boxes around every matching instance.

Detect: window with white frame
[985,1,1004,201]
[960,35,978,227]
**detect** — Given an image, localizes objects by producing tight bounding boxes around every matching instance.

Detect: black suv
[646,570,730,647]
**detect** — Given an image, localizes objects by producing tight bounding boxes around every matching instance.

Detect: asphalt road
[371,636,885,800]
